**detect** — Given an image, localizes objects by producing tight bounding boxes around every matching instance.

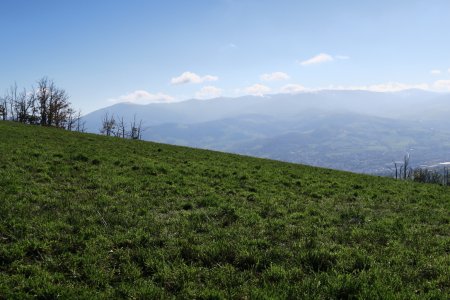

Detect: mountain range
[82,90,450,174]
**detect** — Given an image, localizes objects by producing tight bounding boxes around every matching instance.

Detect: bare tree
[116,116,127,138]
[0,96,7,121]
[129,115,143,140]
[14,87,37,124]
[100,112,116,136]
[100,114,144,140]
[444,167,449,186]
[75,110,86,132]
[35,77,71,127]
[392,153,413,180]
[66,108,77,131]
[37,78,50,126]
[412,168,442,184]
[50,85,70,128]
[26,88,40,125]
[393,160,400,179]
[4,83,19,121]
[400,153,412,180]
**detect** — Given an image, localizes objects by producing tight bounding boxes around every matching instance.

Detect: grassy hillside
[0,121,449,299]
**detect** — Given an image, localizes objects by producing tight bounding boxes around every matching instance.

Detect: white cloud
[109,90,174,104]
[171,71,218,85]
[430,69,442,75]
[300,53,334,66]
[325,82,430,92]
[280,84,307,94]
[195,86,223,99]
[433,80,450,91]
[364,82,429,92]
[244,84,271,96]
[309,81,450,93]
[260,72,290,81]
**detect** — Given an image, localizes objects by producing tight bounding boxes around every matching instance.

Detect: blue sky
[1,0,450,113]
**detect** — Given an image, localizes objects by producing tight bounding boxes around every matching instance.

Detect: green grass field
[0,121,449,299]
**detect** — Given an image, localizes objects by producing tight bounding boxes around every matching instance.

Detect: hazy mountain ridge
[83,90,450,174]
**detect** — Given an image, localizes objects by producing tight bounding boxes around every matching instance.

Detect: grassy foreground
[0,121,449,299]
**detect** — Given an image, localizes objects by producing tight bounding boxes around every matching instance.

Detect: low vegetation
[0,121,449,299]
[393,153,450,186]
